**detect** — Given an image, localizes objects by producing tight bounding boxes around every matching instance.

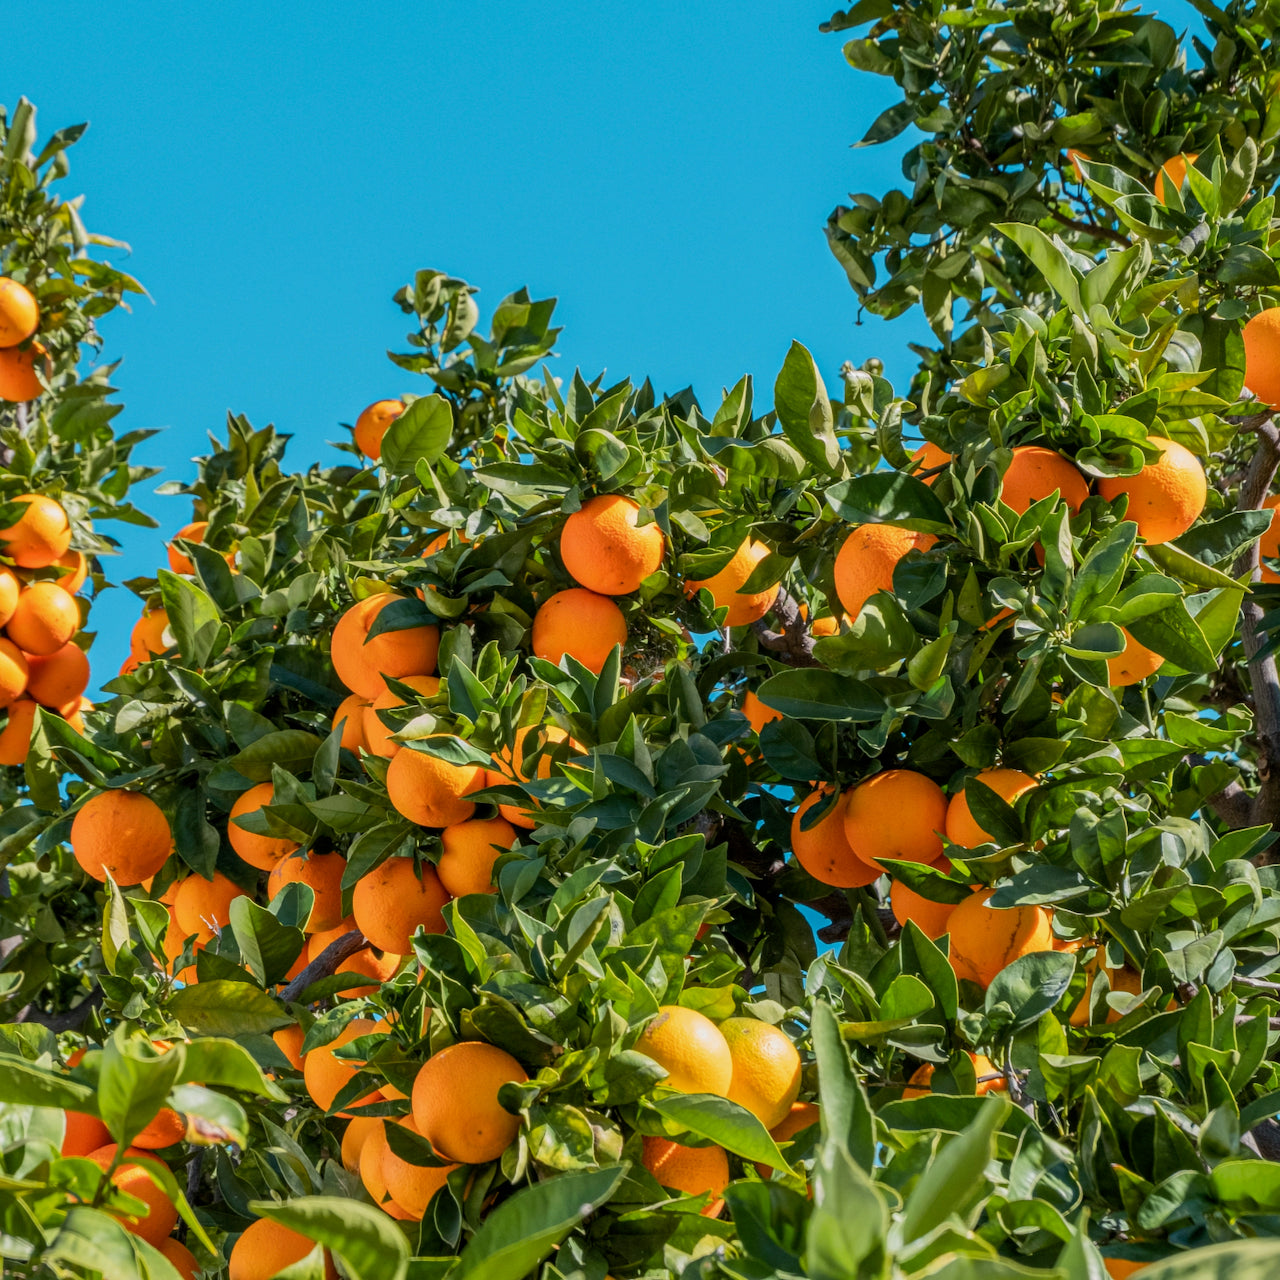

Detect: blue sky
[9,0,1199,684]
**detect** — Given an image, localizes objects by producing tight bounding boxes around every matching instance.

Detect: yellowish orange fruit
[53,548,88,594]
[1000,446,1089,515]
[352,856,451,953]
[411,1040,528,1163]
[686,539,778,627]
[0,494,71,568]
[560,494,664,595]
[910,440,951,484]
[354,399,404,461]
[362,675,440,758]
[437,816,517,897]
[303,1019,382,1115]
[843,769,947,865]
[228,782,300,870]
[332,692,371,753]
[156,1238,200,1280]
[0,342,46,401]
[86,1145,178,1247]
[229,1217,336,1280]
[833,524,937,620]
[0,278,39,347]
[0,565,18,626]
[641,1136,729,1217]
[0,697,38,765]
[1096,437,1206,545]
[1153,151,1198,203]
[532,587,627,672]
[267,850,347,932]
[720,1018,802,1129]
[71,791,173,886]
[130,609,172,659]
[172,871,247,942]
[790,787,880,888]
[25,640,89,707]
[903,1051,1006,1098]
[380,1116,457,1217]
[385,741,485,827]
[331,593,440,701]
[634,1005,733,1096]
[947,887,1055,988]
[1244,310,1280,410]
[5,582,79,655]
[944,768,1038,848]
[1106,628,1165,687]
[1258,494,1280,583]
[890,875,964,940]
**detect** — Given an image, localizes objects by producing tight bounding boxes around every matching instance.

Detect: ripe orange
[0,342,45,401]
[945,769,1038,848]
[229,782,301,870]
[380,1116,457,1217]
[362,675,441,758]
[61,1109,111,1157]
[24,640,89,707]
[71,791,173,886]
[354,399,404,460]
[910,440,951,484]
[1000,446,1089,515]
[53,548,88,594]
[156,1238,200,1280]
[1258,495,1280,583]
[843,769,947,865]
[1106,628,1165,686]
[385,742,485,827]
[1069,947,1143,1027]
[641,1137,729,1217]
[0,697,37,765]
[560,494,664,595]
[273,1024,306,1072]
[809,614,843,637]
[130,609,172,659]
[341,1114,382,1172]
[686,540,778,627]
[331,593,440,700]
[833,524,937,620]
[1097,437,1206,545]
[6,582,79,655]
[411,1040,528,1163]
[532,587,628,672]
[0,638,27,707]
[333,692,371,753]
[790,787,880,888]
[741,689,783,734]
[755,1100,820,1176]
[1153,151,1198,202]
[0,566,19,626]
[903,1052,1006,1098]
[86,1145,178,1247]
[890,876,964,940]
[352,856,451,953]
[720,1018,802,1129]
[1244,310,1280,409]
[437,816,517,897]
[229,1217,336,1280]
[947,887,1055,988]
[0,278,39,347]
[133,1105,186,1150]
[0,494,71,568]
[1102,1256,1148,1279]
[268,850,347,932]
[634,1006,733,1096]
[166,521,222,575]
[173,871,247,942]
[303,1019,382,1115]
[485,724,582,828]
[334,944,403,996]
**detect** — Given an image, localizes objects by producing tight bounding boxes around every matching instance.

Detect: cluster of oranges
[0,277,46,402]
[0,492,92,765]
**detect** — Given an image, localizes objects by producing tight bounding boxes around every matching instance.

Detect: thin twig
[279,930,367,1003]
[1048,208,1130,247]
[752,589,818,667]
[14,990,103,1031]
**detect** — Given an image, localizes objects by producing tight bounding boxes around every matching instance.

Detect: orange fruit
[947,887,1055,988]
[358,1120,412,1218]
[559,494,664,595]
[0,566,18,626]
[228,782,300,870]
[352,856,451,953]
[64,695,91,735]
[308,917,356,954]
[303,1019,381,1115]
[531,587,627,672]
[686,539,778,627]
[910,440,951,484]
[1107,628,1165,686]
[380,1116,457,1217]
[5,582,79,655]
[130,609,172,659]
[809,614,842,637]
[331,593,440,700]
[843,770,947,865]
[71,791,173,886]
[268,850,347,933]
[890,876,964,940]
[1069,947,1144,1027]
[173,871,248,942]
[641,1136,728,1217]
[944,769,1038,848]
[0,494,71,568]
[385,741,485,827]
[362,674,441,758]
[334,945,403,997]
[166,521,215,575]
[790,787,880,888]
[25,640,89,707]
[1066,148,1089,180]
[273,1024,306,1072]
[411,1041,528,1164]
[0,638,27,707]
[133,1106,186,1150]
[1097,437,1206,545]
[86,1145,178,1247]
[1103,1257,1148,1278]
[156,1238,200,1280]
[741,689,783,734]
[53,548,88,595]
[1000,446,1089,515]
[833,524,937,620]
[1258,494,1280,582]
[485,724,582,828]
[61,1109,111,1157]
[0,697,37,765]
[1244,310,1280,409]
[0,342,46,401]
[634,1006,733,1096]
[437,816,517,897]
[333,692,371,753]
[354,399,404,461]
[1153,151,1198,203]
[756,1100,820,1176]
[720,1018,802,1129]
[341,1114,382,1172]
[903,1051,1005,1098]
[229,1217,336,1280]
[0,278,39,347]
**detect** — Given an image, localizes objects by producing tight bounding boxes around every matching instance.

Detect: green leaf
[984,951,1077,1031]
[812,1000,874,1169]
[381,394,452,473]
[1067,523,1136,622]
[756,670,883,721]
[1126,599,1217,673]
[653,1093,789,1170]
[167,980,290,1037]
[98,1031,185,1149]
[1135,1240,1280,1278]
[450,1165,626,1280]
[994,223,1084,316]
[1146,541,1243,592]
[229,896,306,987]
[178,1037,289,1101]
[157,569,224,668]
[251,1197,409,1280]
[773,341,840,472]
[0,1052,93,1110]
[47,1207,187,1280]
[226,731,324,783]
[825,471,951,533]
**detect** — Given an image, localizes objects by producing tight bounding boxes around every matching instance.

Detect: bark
[279,930,367,1003]
[14,989,103,1031]
[752,590,818,667]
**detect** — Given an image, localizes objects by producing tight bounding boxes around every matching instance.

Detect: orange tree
[13,2,1280,1277]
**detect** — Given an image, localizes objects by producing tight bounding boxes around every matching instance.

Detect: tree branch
[752,589,818,667]
[14,989,103,1031]
[279,930,367,1003]
[1048,208,1130,248]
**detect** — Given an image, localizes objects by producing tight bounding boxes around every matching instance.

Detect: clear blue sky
[9,0,1199,685]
